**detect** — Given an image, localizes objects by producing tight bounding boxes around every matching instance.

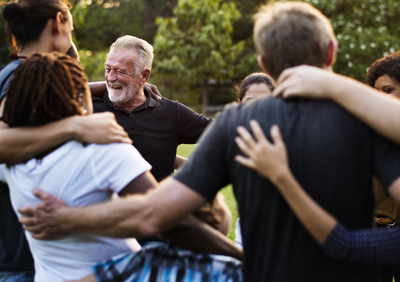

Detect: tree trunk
[202,79,209,116]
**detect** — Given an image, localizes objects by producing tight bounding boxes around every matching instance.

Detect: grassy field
[177,144,239,241]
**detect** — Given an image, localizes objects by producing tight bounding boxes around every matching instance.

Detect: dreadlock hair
[3,52,89,127]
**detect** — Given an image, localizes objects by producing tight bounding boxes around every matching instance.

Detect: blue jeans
[0,271,34,282]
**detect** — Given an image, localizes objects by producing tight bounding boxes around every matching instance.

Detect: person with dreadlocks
[0,1,131,281]
[0,52,148,282]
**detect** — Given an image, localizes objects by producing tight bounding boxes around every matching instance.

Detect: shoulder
[155,97,179,109]
[89,142,139,156]
[0,61,22,79]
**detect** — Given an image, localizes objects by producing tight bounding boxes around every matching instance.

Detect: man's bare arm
[20,178,242,259]
[0,112,131,164]
[275,65,400,146]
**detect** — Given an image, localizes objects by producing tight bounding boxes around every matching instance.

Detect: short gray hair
[109,35,154,76]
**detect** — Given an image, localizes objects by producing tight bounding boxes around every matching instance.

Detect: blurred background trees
[1,0,400,114]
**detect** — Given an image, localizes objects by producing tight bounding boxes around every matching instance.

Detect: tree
[153,0,245,114]
[287,0,400,82]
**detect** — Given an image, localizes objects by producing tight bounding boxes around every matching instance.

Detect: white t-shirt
[0,141,152,282]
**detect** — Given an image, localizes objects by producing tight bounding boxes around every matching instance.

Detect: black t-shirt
[93,90,211,182]
[174,96,400,282]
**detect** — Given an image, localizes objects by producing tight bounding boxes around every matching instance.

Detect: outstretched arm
[0,112,131,164]
[234,120,336,245]
[19,177,242,259]
[274,65,400,146]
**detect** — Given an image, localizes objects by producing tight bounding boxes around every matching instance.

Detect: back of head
[109,35,154,75]
[1,0,71,52]
[254,1,335,79]
[367,52,400,87]
[236,72,276,101]
[3,52,88,127]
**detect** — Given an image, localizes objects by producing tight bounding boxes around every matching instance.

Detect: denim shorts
[0,271,34,282]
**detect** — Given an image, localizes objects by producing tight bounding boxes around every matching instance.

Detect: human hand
[234,121,289,184]
[144,82,162,101]
[18,189,69,240]
[274,65,336,100]
[71,112,132,145]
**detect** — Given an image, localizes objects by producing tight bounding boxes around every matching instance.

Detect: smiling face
[374,74,400,99]
[105,49,143,105]
[241,83,272,103]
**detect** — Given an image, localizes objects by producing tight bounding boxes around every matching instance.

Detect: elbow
[138,221,160,238]
[135,206,162,237]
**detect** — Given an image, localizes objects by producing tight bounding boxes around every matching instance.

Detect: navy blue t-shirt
[0,61,34,272]
[175,96,400,282]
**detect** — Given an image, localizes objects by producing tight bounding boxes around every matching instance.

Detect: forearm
[162,214,242,260]
[273,168,337,245]
[54,195,158,238]
[0,118,76,164]
[329,74,400,145]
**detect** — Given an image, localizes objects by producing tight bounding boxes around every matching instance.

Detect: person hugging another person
[0,1,131,281]
[366,51,400,281]
[0,53,153,282]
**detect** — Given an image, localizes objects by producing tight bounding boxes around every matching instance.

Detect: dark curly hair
[366,52,400,87]
[3,52,88,128]
[235,72,277,101]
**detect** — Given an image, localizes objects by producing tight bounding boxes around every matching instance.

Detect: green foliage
[154,0,245,81]
[73,0,145,52]
[78,49,108,81]
[153,0,246,109]
[285,0,400,82]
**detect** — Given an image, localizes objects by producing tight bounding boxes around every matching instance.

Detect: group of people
[3,0,400,282]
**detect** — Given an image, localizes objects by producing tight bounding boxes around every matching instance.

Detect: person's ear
[257,55,273,77]
[325,39,338,67]
[142,69,151,83]
[52,12,66,35]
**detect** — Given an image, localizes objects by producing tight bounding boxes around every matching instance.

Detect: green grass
[177,144,239,241]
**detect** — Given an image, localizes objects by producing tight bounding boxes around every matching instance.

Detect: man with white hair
[93,35,211,182]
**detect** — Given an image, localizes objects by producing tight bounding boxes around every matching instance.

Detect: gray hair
[109,35,154,76]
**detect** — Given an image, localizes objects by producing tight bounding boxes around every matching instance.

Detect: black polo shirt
[92,90,212,182]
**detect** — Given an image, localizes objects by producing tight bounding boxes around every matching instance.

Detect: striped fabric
[93,242,243,282]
